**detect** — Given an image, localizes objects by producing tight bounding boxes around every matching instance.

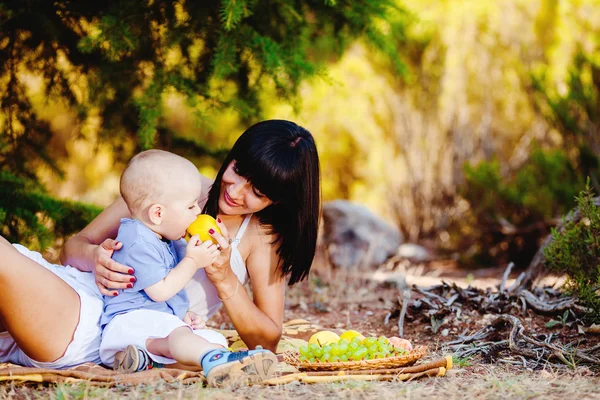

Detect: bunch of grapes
[298,336,408,363]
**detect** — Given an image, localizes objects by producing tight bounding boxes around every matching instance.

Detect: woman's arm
[210,233,285,352]
[60,197,134,294]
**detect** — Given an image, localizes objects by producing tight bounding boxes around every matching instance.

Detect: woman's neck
[217,213,247,224]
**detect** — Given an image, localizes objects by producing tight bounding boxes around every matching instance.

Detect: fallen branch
[519,290,589,314]
[445,314,600,368]
[398,289,410,338]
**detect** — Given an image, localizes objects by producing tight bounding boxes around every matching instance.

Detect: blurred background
[1,0,598,272]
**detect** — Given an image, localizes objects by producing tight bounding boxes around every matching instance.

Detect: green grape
[313,347,324,357]
[374,352,385,359]
[330,355,340,363]
[321,353,331,362]
[309,343,320,353]
[351,337,363,346]
[338,338,350,347]
[338,341,349,354]
[378,336,389,344]
[299,345,310,357]
[330,343,340,356]
[323,345,332,354]
[363,337,377,347]
[348,342,359,352]
[368,344,379,354]
[299,355,308,362]
[353,347,368,360]
[308,357,316,363]
[340,354,349,362]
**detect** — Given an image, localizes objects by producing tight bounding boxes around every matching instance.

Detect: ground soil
[210,259,600,363]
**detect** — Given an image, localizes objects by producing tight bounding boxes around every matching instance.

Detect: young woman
[0,119,320,368]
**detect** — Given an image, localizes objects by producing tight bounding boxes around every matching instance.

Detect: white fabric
[185,214,252,320]
[99,310,228,366]
[0,244,104,369]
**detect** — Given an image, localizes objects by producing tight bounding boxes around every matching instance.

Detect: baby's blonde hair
[120,149,199,214]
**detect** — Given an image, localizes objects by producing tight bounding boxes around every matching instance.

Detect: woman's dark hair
[203,120,320,285]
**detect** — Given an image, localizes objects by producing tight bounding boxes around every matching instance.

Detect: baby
[98,149,277,387]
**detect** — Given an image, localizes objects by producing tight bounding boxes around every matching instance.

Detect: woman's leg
[0,236,81,362]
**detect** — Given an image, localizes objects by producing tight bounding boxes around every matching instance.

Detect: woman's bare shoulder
[244,217,281,270]
[246,216,276,243]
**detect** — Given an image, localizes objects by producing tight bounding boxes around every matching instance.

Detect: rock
[321,200,403,270]
[396,243,433,262]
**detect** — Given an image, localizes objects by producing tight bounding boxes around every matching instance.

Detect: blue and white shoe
[113,345,164,373]
[201,346,278,387]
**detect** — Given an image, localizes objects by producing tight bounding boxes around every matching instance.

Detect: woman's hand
[93,238,135,296]
[183,311,207,330]
[204,219,233,284]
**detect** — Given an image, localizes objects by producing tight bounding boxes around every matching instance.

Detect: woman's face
[218,161,274,215]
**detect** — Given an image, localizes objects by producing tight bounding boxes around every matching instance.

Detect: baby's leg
[146,327,222,367]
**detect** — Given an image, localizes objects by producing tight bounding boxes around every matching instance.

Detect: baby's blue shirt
[100,218,189,328]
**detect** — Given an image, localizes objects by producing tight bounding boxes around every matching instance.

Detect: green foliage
[0,0,411,248]
[451,355,472,368]
[544,183,600,322]
[1,0,410,153]
[0,171,102,251]
[531,47,600,192]
[545,310,571,328]
[461,148,585,266]
[465,148,583,224]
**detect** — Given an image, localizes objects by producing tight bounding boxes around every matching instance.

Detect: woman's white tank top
[183,214,252,320]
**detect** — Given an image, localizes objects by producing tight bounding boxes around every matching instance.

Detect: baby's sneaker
[113,345,164,373]
[201,346,278,387]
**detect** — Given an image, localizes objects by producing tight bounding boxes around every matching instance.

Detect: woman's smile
[224,190,240,207]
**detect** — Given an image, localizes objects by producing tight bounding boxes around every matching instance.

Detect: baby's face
[159,178,202,241]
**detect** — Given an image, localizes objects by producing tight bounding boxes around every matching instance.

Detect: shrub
[544,183,600,322]
[0,172,102,251]
[460,147,585,266]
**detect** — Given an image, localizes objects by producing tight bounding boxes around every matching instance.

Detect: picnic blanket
[0,319,452,386]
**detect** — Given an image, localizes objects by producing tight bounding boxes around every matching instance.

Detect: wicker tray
[283,346,428,371]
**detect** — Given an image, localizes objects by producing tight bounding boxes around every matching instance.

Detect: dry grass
[2,366,600,399]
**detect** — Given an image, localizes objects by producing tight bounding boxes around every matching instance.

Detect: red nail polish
[130,277,137,283]
[113,292,119,296]
[209,229,215,234]
[217,218,221,223]
[127,283,133,289]
[128,268,135,275]
[115,241,121,246]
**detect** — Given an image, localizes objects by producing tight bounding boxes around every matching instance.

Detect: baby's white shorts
[99,309,229,366]
[0,244,104,368]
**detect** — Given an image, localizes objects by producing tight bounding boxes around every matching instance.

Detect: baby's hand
[185,235,220,268]
[183,311,206,330]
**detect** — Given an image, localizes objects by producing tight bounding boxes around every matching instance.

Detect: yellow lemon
[308,331,341,346]
[185,215,221,244]
[339,330,365,342]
